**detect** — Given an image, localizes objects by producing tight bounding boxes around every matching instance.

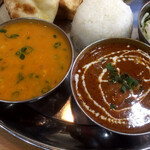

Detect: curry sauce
[72,42,150,134]
[0,21,72,101]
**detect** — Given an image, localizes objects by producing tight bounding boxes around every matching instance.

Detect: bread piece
[57,0,83,20]
[4,0,60,22]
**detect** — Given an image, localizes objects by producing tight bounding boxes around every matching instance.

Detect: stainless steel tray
[0,0,150,149]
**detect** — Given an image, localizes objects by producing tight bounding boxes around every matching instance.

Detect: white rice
[70,0,133,51]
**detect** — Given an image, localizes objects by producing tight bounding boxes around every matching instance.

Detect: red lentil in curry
[0,21,72,101]
[72,42,150,134]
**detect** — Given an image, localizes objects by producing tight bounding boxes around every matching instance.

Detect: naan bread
[4,0,60,22]
[57,0,83,20]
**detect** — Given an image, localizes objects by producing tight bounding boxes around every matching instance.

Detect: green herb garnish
[0,29,19,38]
[28,73,40,79]
[126,75,134,87]
[16,73,24,84]
[106,63,114,71]
[110,104,116,109]
[106,63,119,83]
[6,34,19,38]
[53,35,57,38]
[20,46,33,54]
[54,42,61,48]
[120,85,126,93]
[15,46,33,60]
[19,53,25,60]
[0,29,7,33]
[20,47,27,53]
[106,63,139,93]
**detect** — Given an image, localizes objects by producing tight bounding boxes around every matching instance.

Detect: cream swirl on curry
[72,42,150,133]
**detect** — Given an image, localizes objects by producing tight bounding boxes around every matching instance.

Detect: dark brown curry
[72,42,150,134]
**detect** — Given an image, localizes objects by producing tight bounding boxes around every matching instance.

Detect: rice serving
[71,0,133,51]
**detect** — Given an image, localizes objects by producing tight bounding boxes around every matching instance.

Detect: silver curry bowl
[0,18,74,104]
[70,37,150,138]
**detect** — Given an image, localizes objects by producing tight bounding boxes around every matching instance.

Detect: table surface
[0,128,42,150]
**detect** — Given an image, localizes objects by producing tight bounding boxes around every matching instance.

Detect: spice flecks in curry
[72,43,150,133]
[0,21,71,101]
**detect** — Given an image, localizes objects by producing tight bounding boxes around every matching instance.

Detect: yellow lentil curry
[0,21,72,101]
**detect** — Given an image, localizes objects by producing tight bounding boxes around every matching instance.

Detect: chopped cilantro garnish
[19,53,25,60]
[20,46,33,54]
[106,63,114,71]
[7,34,19,38]
[54,42,61,48]
[110,104,116,109]
[15,46,33,60]
[106,63,139,93]
[0,29,7,33]
[53,35,57,38]
[0,29,19,38]
[120,85,126,93]
[16,72,24,84]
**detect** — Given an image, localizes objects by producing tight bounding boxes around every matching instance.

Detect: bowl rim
[138,1,150,44]
[0,17,74,103]
[70,37,150,136]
